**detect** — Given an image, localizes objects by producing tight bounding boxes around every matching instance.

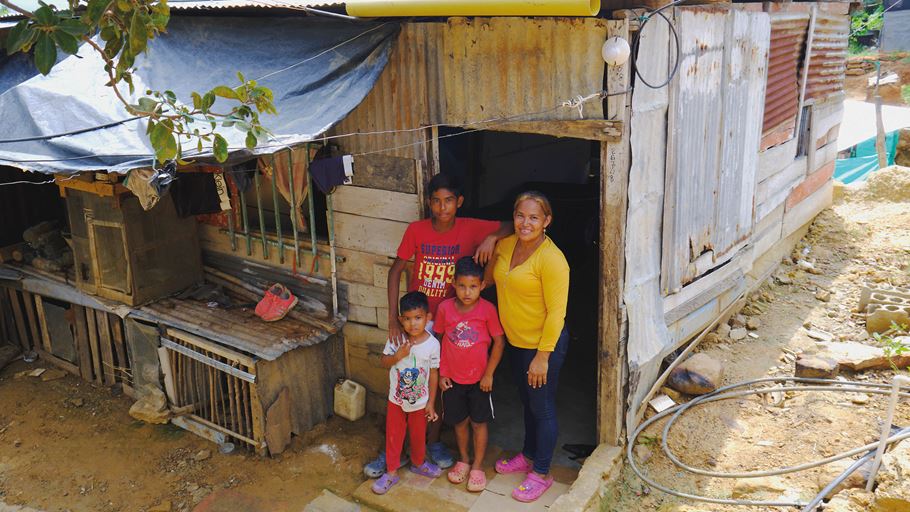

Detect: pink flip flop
[447,461,470,484]
[495,453,533,474]
[511,472,554,503]
[467,469,487,492]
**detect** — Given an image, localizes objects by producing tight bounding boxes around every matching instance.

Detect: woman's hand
[527,352,551,389]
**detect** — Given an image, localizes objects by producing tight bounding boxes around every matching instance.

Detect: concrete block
[866,304,910,334]
[859,285,910,310]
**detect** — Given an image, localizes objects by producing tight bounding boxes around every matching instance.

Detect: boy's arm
[474,221,513,265]
[480,335,505,392]
[386,258,408,343]
[482,255,496,290]
[426,368,439,421]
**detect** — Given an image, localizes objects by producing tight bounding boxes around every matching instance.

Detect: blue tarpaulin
[0,16,399,174]
[834,130,900,184]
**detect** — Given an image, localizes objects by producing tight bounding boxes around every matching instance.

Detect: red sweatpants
[386,401,427,473]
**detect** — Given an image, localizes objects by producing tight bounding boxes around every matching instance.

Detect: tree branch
[0,0,32,17]
[81,36,136,115]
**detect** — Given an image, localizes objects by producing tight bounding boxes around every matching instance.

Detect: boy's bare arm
[480,335,506,392]
[482,258,496,290]
[474,221,513,265]
[380,340,410,369]
[386,258,408,342]
[426,368,439,421]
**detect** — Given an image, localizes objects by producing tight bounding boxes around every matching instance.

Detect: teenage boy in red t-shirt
[436,257,505,492]
[363,174,511,477]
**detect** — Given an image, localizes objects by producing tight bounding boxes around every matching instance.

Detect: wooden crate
[65,188,203,306]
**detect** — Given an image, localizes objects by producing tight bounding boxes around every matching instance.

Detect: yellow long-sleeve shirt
[491,235,570,352]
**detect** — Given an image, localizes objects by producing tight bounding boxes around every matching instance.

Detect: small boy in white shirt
[372,291,442,494]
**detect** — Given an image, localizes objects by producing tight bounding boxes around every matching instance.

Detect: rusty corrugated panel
[762,12,809,136]
[331,23,444,160]
[169,0,343,10]
[333,18,608,160]
[661,8,768,293]
[804,10,848,101]
[443,17,607,124]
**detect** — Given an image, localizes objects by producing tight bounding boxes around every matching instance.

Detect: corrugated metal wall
[762,13,809,138]
[805,10,849,101]
[331,17,608,161]
[661,7,770,294]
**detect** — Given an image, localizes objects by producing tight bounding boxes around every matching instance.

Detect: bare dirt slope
[605,168,910,511]
[0,367,382,512]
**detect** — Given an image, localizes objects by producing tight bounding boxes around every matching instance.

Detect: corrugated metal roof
[168,0,343,10]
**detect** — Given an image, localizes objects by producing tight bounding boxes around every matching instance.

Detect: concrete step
[304,490,369,512]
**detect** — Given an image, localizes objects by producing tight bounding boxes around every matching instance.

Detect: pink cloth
[435,298,504,385]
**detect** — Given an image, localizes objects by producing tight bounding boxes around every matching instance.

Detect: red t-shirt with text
[434,298,504,385]
[396,217,499,316]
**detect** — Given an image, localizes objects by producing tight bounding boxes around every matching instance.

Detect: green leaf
[146,118,155,135]
[191,92,202,110]
[34,33,57,75]
[201,92,215,111]
[129,10,148,54]
[100,25,117,42]
[103,35,123,59]
[123,72,135,95]
[234,86,248,103]
[237,71,245,83]
[136,97,157,112]
[51,31,79,55]
[85,0,110,24]
[34,6,58,26]
[245,131,257,150]
[211,85,238,100]
[6,21,32,55]
[151,123,178,163]
[57,19,88,37]
[196,138,203,152]
[213,134,228,162]
[116,0,131,11]
[163,90,176,103]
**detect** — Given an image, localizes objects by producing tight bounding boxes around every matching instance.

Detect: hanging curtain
[258,147,311,230]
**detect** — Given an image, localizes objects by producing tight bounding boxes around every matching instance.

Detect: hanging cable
[631,0,684,89]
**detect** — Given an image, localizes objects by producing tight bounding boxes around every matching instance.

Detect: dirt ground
[605,168,910,511]
[845,55,910,107]
[0,366,383,512]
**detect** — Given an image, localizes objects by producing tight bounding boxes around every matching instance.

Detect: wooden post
[598,18,632,447]
[6,289,30,351]
[72,306,94,381]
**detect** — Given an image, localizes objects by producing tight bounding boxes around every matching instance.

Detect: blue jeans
[507,327,568,475]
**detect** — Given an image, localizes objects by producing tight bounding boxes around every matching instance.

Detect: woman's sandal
[447,461,470,484]
[467,469,487,492]
[511,472,554,503]
[370,473,400,495]
[495,453,533,474]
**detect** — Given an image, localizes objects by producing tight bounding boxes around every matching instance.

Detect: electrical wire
[628,376,910,508]
[0,173,79,186]
[631,0,684,89]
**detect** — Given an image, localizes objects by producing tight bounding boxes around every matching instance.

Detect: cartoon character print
[449,321,479,349]
[394,367,428,405]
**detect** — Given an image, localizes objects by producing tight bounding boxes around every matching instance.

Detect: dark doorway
[438,127,600,467]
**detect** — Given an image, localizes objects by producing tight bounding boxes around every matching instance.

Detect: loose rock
[795,354,839,379]
[40,369,67,382]
[815,458,869,498]
[746,317,761,331]
[715,323,732,339]
[128,388,170,425]
[193,449,211,462]
[824,489,874,512]
[730,314,746,329]
[819,340,910,372]
[873,436,910,511]
[148,501,173,512]
[731,476,788,499]
[816,290,832,302]
[730,328,748,341]
[667,353,724,395]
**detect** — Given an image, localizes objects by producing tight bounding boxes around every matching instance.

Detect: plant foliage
[3,0,275,164]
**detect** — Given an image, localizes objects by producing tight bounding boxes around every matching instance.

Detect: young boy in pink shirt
[435,257,506,492]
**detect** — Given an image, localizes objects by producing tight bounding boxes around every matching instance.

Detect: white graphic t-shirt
[382,334,441,412]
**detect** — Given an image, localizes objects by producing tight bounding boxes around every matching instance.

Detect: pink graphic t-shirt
[396,218,500,316]
[434,298,504,385]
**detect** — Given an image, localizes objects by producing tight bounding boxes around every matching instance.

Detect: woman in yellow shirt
[485,191,569,503]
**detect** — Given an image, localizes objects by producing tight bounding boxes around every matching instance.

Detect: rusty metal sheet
[331,23,445,160]
[443,17,607,124]
[804,10,848,101]
[762,12,809,137]
[662,7,768,294]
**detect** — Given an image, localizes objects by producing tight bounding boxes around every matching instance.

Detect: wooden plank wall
[0,286,131,388]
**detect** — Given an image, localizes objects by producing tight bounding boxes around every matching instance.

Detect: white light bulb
[602,36,631,67]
